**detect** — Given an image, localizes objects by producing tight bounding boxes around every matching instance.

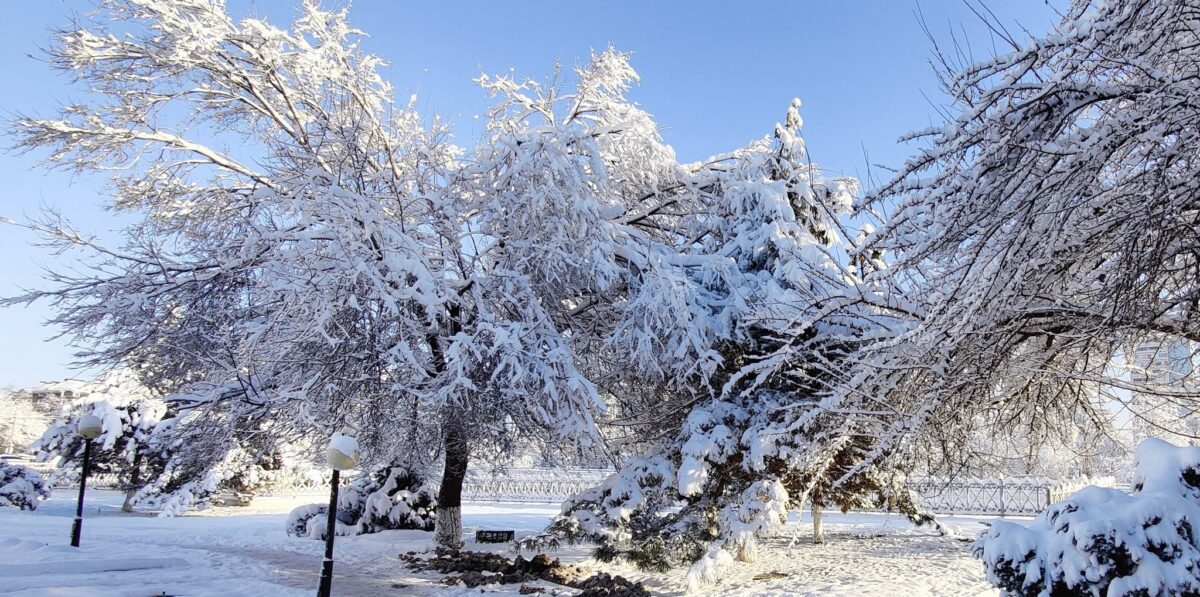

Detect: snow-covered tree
[4,0,743,546]
[513,99,946,583]
[32,371,166,512]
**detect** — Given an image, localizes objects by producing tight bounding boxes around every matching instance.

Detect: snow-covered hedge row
[0,460,51,511]
[287,464,437,540]
[975,439,1200,596]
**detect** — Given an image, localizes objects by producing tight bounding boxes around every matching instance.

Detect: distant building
[1131,340,1192,384]
[1,389,48,454]
[27,379,91,417]
[1129,338,1200,444]
[29,378,91,400]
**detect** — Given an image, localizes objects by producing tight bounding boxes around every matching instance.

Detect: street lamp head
[327,431,360,471]
[77,414,103,440]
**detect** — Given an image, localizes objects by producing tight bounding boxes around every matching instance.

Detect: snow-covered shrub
[135,441,314,515]
[287,502,369,539]
[287,504,331,538]
[347,465,438,533]
[287,464,438,540]
[0,460,51,511]
[975,439,1200,596]
[214,449,290,501]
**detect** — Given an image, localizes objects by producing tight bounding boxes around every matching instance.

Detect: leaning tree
[516,99,946,586]
[847,0,1200,484]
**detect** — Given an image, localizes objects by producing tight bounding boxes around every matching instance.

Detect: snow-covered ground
[0,490,1009,596]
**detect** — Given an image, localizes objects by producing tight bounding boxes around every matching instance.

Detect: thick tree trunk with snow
[812,502,824,544]
[434,504,463,549]
[434,417,469,549]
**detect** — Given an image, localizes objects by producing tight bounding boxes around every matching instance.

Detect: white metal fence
[462,467,613,503]
[906,476,1116,516]
[457,470,1116,515]
[23,456,1117,517]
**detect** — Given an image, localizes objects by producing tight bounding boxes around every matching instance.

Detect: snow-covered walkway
[0,490,1006,595]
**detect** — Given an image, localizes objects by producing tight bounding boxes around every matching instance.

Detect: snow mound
[1132,437,1200,498]
[975,439,1200,596]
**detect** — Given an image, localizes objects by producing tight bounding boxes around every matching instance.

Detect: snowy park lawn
[1,490,1007,596]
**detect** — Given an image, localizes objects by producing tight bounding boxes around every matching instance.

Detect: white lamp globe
[77,414,104,440]
[327,432,360,471]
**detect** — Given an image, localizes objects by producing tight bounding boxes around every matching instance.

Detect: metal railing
[907,476,1117,516]
[32,460,1117,517]
[462,467,613,503]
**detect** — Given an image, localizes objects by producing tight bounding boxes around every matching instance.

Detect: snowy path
[0,490,1007,595]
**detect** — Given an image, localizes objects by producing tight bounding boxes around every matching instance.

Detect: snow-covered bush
[214,449,291,501]
[0,460,51,510]
[286,502,378,540]
[287,464,438,540]
[135,438,317,516]
[975,439,1200,596]
[346,466,438,534]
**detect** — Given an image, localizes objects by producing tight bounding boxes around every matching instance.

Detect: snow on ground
[0,490,1008,596]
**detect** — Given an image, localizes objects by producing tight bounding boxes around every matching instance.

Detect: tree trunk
[429,303,468,550]
[434,417,469,549]
[736,538,758,562]
[122,452,142,513]
[812,501,824,544]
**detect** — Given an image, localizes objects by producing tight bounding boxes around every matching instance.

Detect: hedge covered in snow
[975,438,1200,596]
[0,460,52,511]
[287,464,437,540]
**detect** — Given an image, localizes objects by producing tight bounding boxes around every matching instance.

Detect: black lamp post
[317,432,359,597]
[71,414,103,548]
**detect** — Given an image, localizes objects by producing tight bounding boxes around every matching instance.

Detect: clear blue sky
[0,0,1065,387]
